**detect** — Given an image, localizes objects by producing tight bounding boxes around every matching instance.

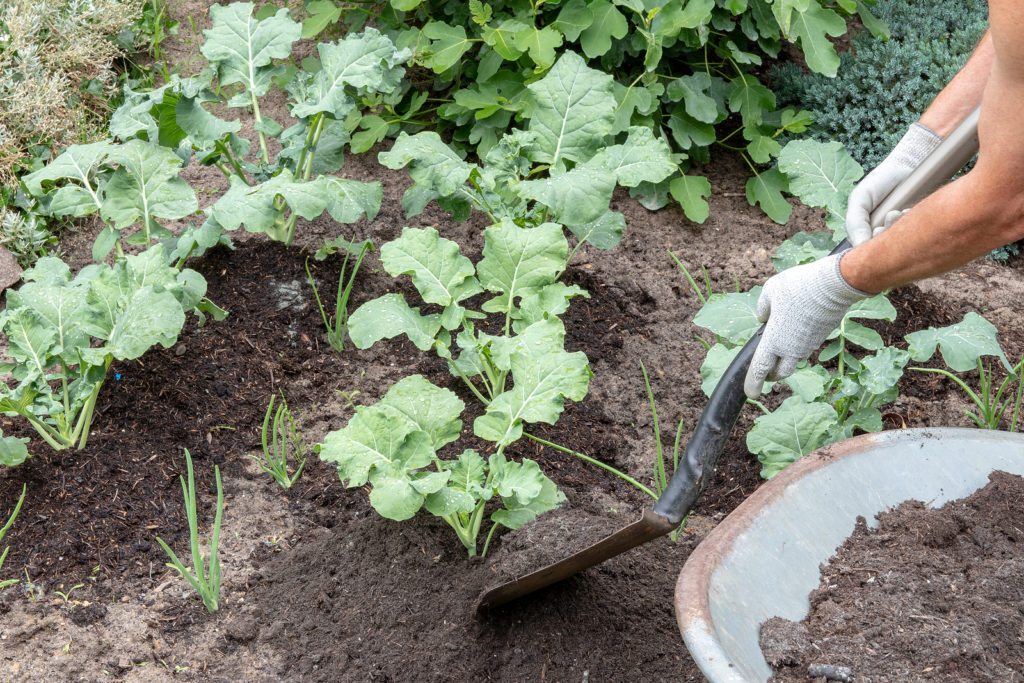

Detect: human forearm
[839,171,1024,293]
[919,32,994,137]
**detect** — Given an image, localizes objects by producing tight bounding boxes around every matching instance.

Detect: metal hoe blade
[476,509,678,611]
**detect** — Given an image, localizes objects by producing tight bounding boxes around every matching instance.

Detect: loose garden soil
[761,470,1024,682]
[3,1,1024,680]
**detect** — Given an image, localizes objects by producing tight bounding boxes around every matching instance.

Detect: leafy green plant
[249,393,307,488]
[306,237,374,352]
[320,376,564,557]
[321,0,886,222]
[23,3,405,257]
[155,450,223,612]
[0,485,26,590]
[907,313,1024,431]
[0,244,215,452]
[380,50,675,248]
[693,138,916,477]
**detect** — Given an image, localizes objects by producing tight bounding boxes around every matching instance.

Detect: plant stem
[251,93,271,165]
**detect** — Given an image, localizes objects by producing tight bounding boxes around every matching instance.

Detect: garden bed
[3,1,1024,681]
[761,470,1024,682]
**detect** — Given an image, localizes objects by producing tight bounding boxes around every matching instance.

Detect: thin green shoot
[248,393,307,489]
[911,354,1024,430]
[0,485,26,590]
[155,450,223,612]
[306,239,373,352]
[640,361,687,541]
[522,432,656,499]
[54,583,85,604]
[668,251,712,305]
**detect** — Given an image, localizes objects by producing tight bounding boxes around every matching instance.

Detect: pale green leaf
[517,167,615,226]
[375,375,464,450]
[692,287,763,344]
[347,293,442,351]
[858,347,910,396]
[777,139,862,220]
[772,231,834,272]
[474,339,591,446]
[906,312,1007,372]
[22,140,112,202]
[666,73,719,124]
[565,210,627,250]
[584,126,676,187]
[378,132,473,197]
[201,3,300,99]
[421,21,473,73]
[290,28,408,119]
[477,220,567,315]
[512,25,563,68]
[527,51,616,168]
[747,397,836,478]
[380,227,482,307]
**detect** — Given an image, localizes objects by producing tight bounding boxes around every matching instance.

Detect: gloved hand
[845,122,942,246]
[744,253,871,398]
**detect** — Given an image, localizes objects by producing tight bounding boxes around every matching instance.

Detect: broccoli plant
[379,50,677,247]
[321,222,588,556]
[0,244,211,452]
[320,376,564,557]
[22,3,407,256]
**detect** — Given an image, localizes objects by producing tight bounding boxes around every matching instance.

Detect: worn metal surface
[476,508,677,612]
[675,428,1024,683]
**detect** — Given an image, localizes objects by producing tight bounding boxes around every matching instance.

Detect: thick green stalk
[251,93,271,165]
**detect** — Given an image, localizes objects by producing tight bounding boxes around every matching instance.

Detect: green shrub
[772,0,988,169]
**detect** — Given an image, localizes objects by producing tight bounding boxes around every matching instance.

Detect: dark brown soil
[761,470,1024,682]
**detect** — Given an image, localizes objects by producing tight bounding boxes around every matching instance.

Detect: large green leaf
[858,347,910,396]
[490,455,564,528]
[747,397,836,478]
[7,275,89,362]
[1,308,56,379]
[420,21,474,73]
[474,332,591,446]
[22,141,112,218]
[320,177,383,223]
[378,132,473,197]
[86,288,184,363]
[289,28,408,119]
[526,51,616,168]
[579,0,628,58]
[565,210,627,250]
[319,407,435,520]
[786,3,845,77]
[0,433,30,467]
[517,167,615,226]
[584,126,676,187]
[906,312,1008,372]
[101,140,197,231]
[670,174,712,224]
[745,168,791,224]
[347,293,443,351]
[777,139,863,223]
[380,227,482,307]
[477,220,567,315]
[512,24,563,68]
[201,3,301,100]
[374,375,464,450]
[692,288,763,344]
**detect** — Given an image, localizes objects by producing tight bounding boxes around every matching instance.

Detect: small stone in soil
[806,663,853,682]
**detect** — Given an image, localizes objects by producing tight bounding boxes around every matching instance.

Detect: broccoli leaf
[347,293,443,351]
[906,312,1008,372]
[746,397,836,478]
[379,227,483,308]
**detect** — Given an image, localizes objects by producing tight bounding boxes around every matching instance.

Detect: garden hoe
[476,107,981,612]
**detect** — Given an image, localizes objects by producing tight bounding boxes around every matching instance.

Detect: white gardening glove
[845,123,942,246]
[743,254,871,398]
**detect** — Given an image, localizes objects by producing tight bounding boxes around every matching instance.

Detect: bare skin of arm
[840,3,1024,294]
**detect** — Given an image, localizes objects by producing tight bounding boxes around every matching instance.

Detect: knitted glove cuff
[889,122,943,168]
[832,251,873,302]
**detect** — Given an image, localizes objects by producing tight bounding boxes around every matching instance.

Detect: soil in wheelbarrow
[761,470,1024,683]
